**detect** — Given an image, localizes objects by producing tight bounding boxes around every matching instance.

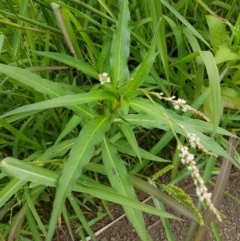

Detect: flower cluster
[172,98,188,111]
[178,145,222,222]
[98,72,111,85]
[187,133,216,156]
[187,133,200,149]
[156,92,209,122]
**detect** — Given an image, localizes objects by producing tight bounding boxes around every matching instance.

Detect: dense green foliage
[0,0,240,240]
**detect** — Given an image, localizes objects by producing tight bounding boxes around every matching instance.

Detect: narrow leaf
[125,35,157,93]
[102,137,153,240]
[36,51,98,78]
[200,51,222,134]
[118,123,142,162]
[148,0,169,79]
[47,115,111,241]
[110,0,130,86]
[0,119,41,148]
[0,178,26,208]
[1,158,178,220]
[55,115,82,144]
[1,90,115,119]
[160,0,210,47]
[0,64,65,97]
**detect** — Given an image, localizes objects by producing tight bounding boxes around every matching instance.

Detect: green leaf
[148,179,175,241]
[0,158,58,187]
[0,65,95,119]
[0,118,41,148]
[221,87,240,109]
[1,158,178,221]
[0,64,66,97]
[102,137,153,241]
[160,0,210,48]
[110,0,130,86]
[148,0,169,79]
[68,194,96,241]
[215,45,239,64]
[38,139,75,161]
[55,115,82,144]
[0,178,26,208]
[1,90,116,119]
[200,51,222,134]
[206,15,230,53]
[118,123,142,162]
[0,34,4,53]
[47,115,111,241]
[114,140,168,163]
[25,189,47,236]
[63,7,99,59]
[36,51,98,78]
[125,35,157,93]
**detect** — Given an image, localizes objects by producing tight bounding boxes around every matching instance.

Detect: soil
[88,170,240,241]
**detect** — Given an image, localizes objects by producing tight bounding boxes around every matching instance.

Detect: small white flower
[173,105,180,110]
[98,72,111,85]
[188,133,200,149]
[173,98,187,111]
[182,106,188,112]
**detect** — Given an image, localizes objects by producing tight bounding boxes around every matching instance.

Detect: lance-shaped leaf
[110,0,130,86]
[102,137,153,240]
[0,64,94,119]
[125,34,157,93]
[0,158,178,221]
[36,51,98,78]
[200,51,222,135]
[0,64,66,97]
[118,123,142,162]
[47,115,111,241]
[1,90,116,119]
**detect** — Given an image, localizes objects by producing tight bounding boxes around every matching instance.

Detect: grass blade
[148,0,169,79]
[0,119,41,149]
[148,179,175,240]
[26,211,42,241]
[55,115,82,144]
[25,189,47,236]
[51,3,81,58]
[200,51,221,135]
[0,64,66,97]
[0,178,26,208]
[160,0,210,48]
[68,194,96,241]
[35,51,98,78]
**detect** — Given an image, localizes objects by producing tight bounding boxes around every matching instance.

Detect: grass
[0,0,240,240]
